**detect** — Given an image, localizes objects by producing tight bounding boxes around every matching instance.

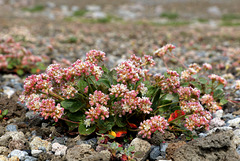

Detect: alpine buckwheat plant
[0,37,47,75]
[19,45,229,141]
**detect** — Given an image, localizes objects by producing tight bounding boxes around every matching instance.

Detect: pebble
[210,118,225,127]
[150,146,161,161]
[52,142,67,156]
[8,149,28,160]
[3,86,15,98]
[30,137,51,152]
[91,11,106,19]
[207,127,233,136]
[213,110,223,119]
[31,150,43,157]
[6,124,18,132]
[222,113,235,121]
[227,118,240,128]
[52,137,67,145]
[24,156,38,161]
[76,138,97,148]
[160,143,168,158]
[86,5,101,12]
[237,145,240,155]
[234,128,240,135]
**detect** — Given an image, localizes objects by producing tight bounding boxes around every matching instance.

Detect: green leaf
[65,121,79,131]
[61,100,85,113]
[115,116,127,127]
[31,68,37,74]
[2,109,8,116]
[146,86,156,97]
[181,82,189,87]
[77,79,88,92]
[7,64,14,69]
[102,65,109,74]
[199,77,208,84]
[79,123,96,135]
[16,69,24,75]
[151,88,161,110]
[127,145,135,152]
[176,67,184,75]
[67,111,85,122]
[97,79,111,88]
[213,89,224,98]
[192,74,199,79]
[216,84,224,90]
[105,134,116,139]
[190,81,201,89]
[220,98,228,105]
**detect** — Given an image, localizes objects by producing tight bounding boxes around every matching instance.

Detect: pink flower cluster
[180,101,204,113]
[86,90,110,122]
[115,54,154,84]
[109,84,129,97]
[154,44,175,57]
[85,50,106,64]
[85,105,109,121]
[19,94,64,122]
[67,59,103,81]
[208,74,227,87]
[89,90,110,106]
[137,83,148,95]
[180,63,201,81]
[185,111,212,131]
[115,60,145,84]
[202,63,212,70]
[200,94,220,112]
[110,84,152,116]
[20,50,105,122]
[138,115,169,139]
[177,87,200,101]
[0,37,43,70]
[177,87,213,131]
[154,70,180,93]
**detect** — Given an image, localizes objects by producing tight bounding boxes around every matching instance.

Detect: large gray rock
[171,131,240,161]
[130,138,151,161]
[66,144,111,161]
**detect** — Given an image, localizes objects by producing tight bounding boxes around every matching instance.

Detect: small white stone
[3,86,15,98]
[213,110,223,118]
[52,142,67,156]
[210,118,225,127]
[228,118,240,128]
[31,150,43,157]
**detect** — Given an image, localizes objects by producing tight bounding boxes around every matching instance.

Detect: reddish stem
[59,117,80,124]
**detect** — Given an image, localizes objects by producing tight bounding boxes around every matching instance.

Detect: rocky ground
[0,0,240,161]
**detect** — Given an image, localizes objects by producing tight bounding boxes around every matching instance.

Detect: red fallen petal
[168,110,185,122]
[128,122,138,129]
[116,131,127,137]
[168,115,174,122]
[121,154,128,161]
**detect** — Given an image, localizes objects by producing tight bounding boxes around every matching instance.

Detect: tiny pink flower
[154,44,175,57]
[202,63,212,70]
